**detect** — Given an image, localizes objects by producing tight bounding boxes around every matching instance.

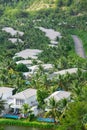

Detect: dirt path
[72,35,86,59]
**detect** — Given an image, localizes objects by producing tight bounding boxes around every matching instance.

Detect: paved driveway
[72,35,86,58]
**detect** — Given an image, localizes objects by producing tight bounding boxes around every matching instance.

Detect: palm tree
[71,80,82,101]
[58,98,68,120]
[0,96,6,114]
[45,97,60,123]
[57,74,65,90]
[37,89,49,110]
[20,103,32,118]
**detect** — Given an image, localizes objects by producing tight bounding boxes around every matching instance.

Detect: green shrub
[16,63,29,72]
[15,10,29,18]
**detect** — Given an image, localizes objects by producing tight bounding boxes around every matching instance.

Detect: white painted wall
[31,106,38,116]
[26,95,37,107]
[10,95,37,109]
[8,95,38,115]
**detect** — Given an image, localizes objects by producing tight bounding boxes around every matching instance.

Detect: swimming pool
[3,114,20,119]
[37,117,54,123]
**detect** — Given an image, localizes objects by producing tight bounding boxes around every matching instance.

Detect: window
[16,99,24,105]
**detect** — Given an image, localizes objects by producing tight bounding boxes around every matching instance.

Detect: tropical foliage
[20,103,32,118]
[0,96,6,114]
[45,98,60,122]
[0,0,87,129]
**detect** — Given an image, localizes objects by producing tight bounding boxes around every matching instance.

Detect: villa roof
[53,68,78,75]
[28,64,53,72]
[14,49,42,59]
[49,68,78,79]
[0,87,14,94]
[9,38,23,43]
[16,60,32,65]
[2,27,24,36]
[11,88,37,99]
[45,91,71,102]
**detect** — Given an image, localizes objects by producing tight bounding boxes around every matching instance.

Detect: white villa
[37,27,62,47]
[23,64,53,78]
[0,87,14,112]
[28,64,53,73]
[16,60,42,68]
[13,49,42,59]
[16,60,33,67]
[49,68,78,80]
[45,91,71,104]
[9,38,23,43]
[0,87,39,116]
[8,88,38,112]
[2,27,24,36]
[0,87,14,100]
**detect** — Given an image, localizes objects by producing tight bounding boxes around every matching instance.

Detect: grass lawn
[0,118,57,129]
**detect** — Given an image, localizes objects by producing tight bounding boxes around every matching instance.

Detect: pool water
[3,114,20,119]
[37,117,54,123]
